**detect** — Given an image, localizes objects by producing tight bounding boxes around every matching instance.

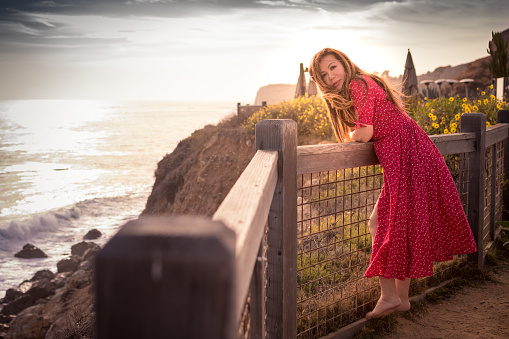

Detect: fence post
[95,216,236,339]
[255,119,297,339]
[461,113,486,266]
[497,110,509,221]
[490,139,497,241]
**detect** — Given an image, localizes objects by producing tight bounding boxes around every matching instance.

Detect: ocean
[0,99,237,294]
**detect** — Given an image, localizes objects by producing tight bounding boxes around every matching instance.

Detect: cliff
[142,115,256,217]
[254,83,295,105]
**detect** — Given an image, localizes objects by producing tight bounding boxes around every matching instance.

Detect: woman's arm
[350,124,374,143]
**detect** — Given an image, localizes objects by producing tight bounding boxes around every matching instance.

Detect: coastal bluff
[142,118,256,217]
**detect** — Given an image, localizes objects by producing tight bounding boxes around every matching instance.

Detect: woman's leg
[368,199,379,247]
[366,277,401,319]
[395,278,411,312]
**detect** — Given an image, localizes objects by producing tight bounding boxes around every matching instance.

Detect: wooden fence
[95,110,509,339]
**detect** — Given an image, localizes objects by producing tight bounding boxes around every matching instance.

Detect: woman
[309,48,477,319]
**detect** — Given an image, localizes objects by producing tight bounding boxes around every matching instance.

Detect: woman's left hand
[350,124,374,143]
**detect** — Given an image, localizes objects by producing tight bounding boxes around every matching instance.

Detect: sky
[0,0,508,102]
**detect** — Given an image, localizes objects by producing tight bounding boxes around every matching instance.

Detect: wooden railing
[95,110,509,339]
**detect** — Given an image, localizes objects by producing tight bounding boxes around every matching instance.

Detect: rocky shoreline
[0,238,100,339]
[0,115,256,339]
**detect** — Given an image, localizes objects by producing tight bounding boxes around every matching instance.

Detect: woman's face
[319,54,346,90]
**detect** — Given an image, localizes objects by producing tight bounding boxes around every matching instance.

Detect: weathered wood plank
[497,111,509,221]
[95,216,236,339]
[255,119,298,339]
[486,123,509,147]
[213,149,278,319]
[297,133,476,174]
[429,133,476,155]
[491,142,497,241]
[297,143,378,174]
[462,113,486,266]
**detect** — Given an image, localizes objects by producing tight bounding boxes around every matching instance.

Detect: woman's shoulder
[349,75,380,97]
[349,75,377,90]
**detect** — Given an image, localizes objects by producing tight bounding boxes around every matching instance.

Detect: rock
[56,257,79,273]
[1,289,23,303]
[14,244,47,259]
[59,289,75,303]
[30,270,54,282]
[26,280,54,301]
[17,281,33,293]
[0,314,14,324]
[0,295,33,316]
[83,228,102,240]
[71,241,99,259]
[66,270,92,290]
[6,311,50,339]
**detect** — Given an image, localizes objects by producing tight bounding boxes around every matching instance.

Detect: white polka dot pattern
[350,76,477,280]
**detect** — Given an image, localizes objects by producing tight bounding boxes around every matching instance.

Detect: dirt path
[376,256,509,339]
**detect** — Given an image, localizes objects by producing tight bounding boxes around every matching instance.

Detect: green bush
[408,85,508,135]
[242,95,334,142]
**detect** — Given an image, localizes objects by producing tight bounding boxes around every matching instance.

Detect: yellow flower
[428,113,433,118]
[432,115,437,121]
[462,103,466,108]
[450,122,457,128]
[450,127,457,133]
[473,105,479,112]
[431,109,435,113]
[424,97,428,101]
[482,91,486,96]
[484,99,489,105]
[455,114,460,121]
[449,97,454,102]
[432,123,439,129]
[498,103,502,109]
[490,95,496,101]
[490,84,493,89]
[463,97,467,102]
[444,128,449,134]
[486,122,491,127]
[478,100,482,105]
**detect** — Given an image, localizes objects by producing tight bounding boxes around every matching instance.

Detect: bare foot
[396,300,411,313]
[366,297,401,319]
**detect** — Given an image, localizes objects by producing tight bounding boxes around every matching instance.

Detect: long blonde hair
[309,47,405,142]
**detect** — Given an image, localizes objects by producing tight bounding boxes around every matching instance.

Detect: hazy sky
[1,0,508,102]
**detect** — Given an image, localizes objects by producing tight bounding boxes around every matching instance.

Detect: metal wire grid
[484,146,493,245]
[495,141,504,227]
[296,166,382,338]
[237,224,268,339]
[296,153,473,338]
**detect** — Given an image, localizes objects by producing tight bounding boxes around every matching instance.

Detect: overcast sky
[0,0,507,102]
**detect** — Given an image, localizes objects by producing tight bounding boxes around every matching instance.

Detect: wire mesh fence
[296,151,474,338]
[495,141,505,229]
[237,142,505,339]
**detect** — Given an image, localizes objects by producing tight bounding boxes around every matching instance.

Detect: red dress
[350,76,477,280]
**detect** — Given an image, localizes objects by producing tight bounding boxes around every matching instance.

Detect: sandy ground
[377,256,509,339]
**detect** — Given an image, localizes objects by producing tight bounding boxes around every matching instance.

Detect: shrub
[408,85,508,135]
[242,95,334,142]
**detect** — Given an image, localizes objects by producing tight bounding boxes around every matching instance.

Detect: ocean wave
[0,207,80,248]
